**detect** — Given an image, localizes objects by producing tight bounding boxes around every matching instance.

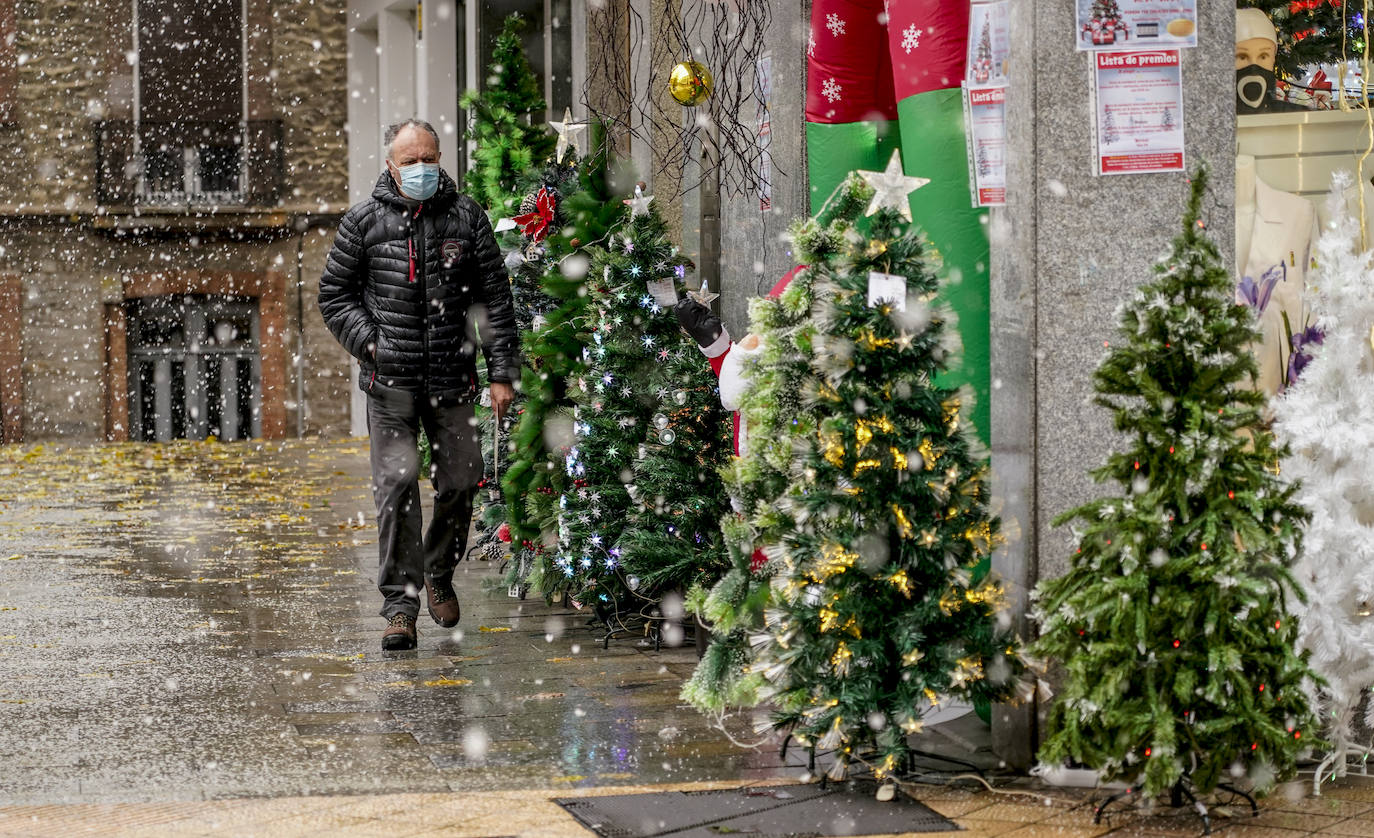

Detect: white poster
[963,84,1007,206]
[966,0,1010,86]
[1075,0,1197,51]
[1093,50,1184,176]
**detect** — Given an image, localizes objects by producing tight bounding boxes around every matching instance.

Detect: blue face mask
[394,162,439,200]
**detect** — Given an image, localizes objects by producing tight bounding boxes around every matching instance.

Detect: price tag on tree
[646,278,678,307]
[867,271,907,310]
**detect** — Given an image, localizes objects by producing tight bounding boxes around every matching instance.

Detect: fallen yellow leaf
[554,775,586,783]
[546,657,572,663]
[478,626,510,633]
[4,555,19,561]
[421,677,472,687]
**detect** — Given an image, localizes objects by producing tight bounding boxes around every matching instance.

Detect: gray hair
[384,119,440,158]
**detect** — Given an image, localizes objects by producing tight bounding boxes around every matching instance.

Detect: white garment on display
[1235,154,1319,396]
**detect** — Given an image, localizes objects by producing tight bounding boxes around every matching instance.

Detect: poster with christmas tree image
[1094,50,1184,175]
[966,1,1010,86]
[1075,0,1197,51]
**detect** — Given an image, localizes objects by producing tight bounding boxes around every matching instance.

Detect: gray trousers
[366,390,483,619]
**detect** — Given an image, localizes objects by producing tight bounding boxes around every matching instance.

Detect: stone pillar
[989,0,1236,765]
[347,24,381,207]
[378,8,418,129]
[419,0,460,147]
[713,5,808,336]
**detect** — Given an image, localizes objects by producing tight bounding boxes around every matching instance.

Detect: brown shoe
[382,613,417,651]
[425,577,460,627]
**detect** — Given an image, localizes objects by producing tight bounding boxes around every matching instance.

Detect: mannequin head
[1236,8,1283,113]
[1236,8,1278,71]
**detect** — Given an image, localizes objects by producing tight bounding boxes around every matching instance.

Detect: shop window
[130,0,253,205]
[475,0,573,123]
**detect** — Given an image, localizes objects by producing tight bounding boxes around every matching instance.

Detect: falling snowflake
[901,24,921,53]
[826,13,846,36]
[822,77,842,103]
[807,30,817,57]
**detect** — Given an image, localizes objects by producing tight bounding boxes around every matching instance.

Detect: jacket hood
[372,167,460,211]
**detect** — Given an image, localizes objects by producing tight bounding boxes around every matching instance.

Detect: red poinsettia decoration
[512,187,556,243]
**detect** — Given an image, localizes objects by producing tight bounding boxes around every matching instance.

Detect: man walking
[319,119,517,651]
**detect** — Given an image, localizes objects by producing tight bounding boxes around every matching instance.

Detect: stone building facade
[2,0,354,442]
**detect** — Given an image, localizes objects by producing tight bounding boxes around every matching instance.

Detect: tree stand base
[1313,743,1374,796]
[1093,780,1258,835]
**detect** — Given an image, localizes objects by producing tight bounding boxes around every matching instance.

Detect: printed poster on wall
[1093,50,1184,175]
[966,0,1010,86]
[1075,0,1197,51]
[963,84,1007,206]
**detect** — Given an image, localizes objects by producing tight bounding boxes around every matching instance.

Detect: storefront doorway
[126,295,261,442]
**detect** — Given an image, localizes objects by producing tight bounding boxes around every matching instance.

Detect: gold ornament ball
[668,61,713,107]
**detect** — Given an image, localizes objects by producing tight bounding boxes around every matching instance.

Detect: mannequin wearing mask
[1235,154,1318,396]
[1236,8,1309,114]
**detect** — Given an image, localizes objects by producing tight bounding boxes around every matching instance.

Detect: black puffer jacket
[318,169,518,399]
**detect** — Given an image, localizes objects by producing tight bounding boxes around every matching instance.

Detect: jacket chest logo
[441,239,463,263]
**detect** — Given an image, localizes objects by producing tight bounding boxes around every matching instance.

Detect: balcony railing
[95,120,284,209]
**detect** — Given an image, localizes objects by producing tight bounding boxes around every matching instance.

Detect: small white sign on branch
[867,271,907,311]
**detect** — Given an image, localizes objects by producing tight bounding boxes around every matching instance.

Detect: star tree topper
[623,182,653,217]
[857,150,930,222]
[549,107,589,163]
[688,278,718,306]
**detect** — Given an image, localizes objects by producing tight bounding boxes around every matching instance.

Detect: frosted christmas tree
[1033,169,1317,800]
[1272,172,1374,794]
[742,169,1026,781]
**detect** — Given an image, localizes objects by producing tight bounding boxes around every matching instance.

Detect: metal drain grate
[555,784,958,837]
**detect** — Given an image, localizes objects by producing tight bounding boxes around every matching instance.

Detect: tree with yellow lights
[1033,169,1317,798]
[747,172,1025,781]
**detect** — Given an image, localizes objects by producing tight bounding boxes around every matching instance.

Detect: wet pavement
[13,441,1374,837]
[0,439,782,805]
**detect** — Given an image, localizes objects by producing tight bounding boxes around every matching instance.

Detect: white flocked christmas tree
[1273,172,1374,793]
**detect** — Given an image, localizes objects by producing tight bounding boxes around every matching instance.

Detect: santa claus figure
[673,267,806,573]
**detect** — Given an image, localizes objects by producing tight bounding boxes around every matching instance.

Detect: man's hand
[490,381,515,421]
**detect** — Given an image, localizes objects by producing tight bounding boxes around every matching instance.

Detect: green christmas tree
[458,13,554,566]
[557,198,730,621]
[500,135,625,599]
[683,220,833,715]
[1032,169,1318,797]
[460,14,556,217]
[616,290,731,597]
[745,173,1025,780]
[1239,0,1361,80]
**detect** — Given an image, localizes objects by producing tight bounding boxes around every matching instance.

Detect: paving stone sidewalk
[4,439,1374,836]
